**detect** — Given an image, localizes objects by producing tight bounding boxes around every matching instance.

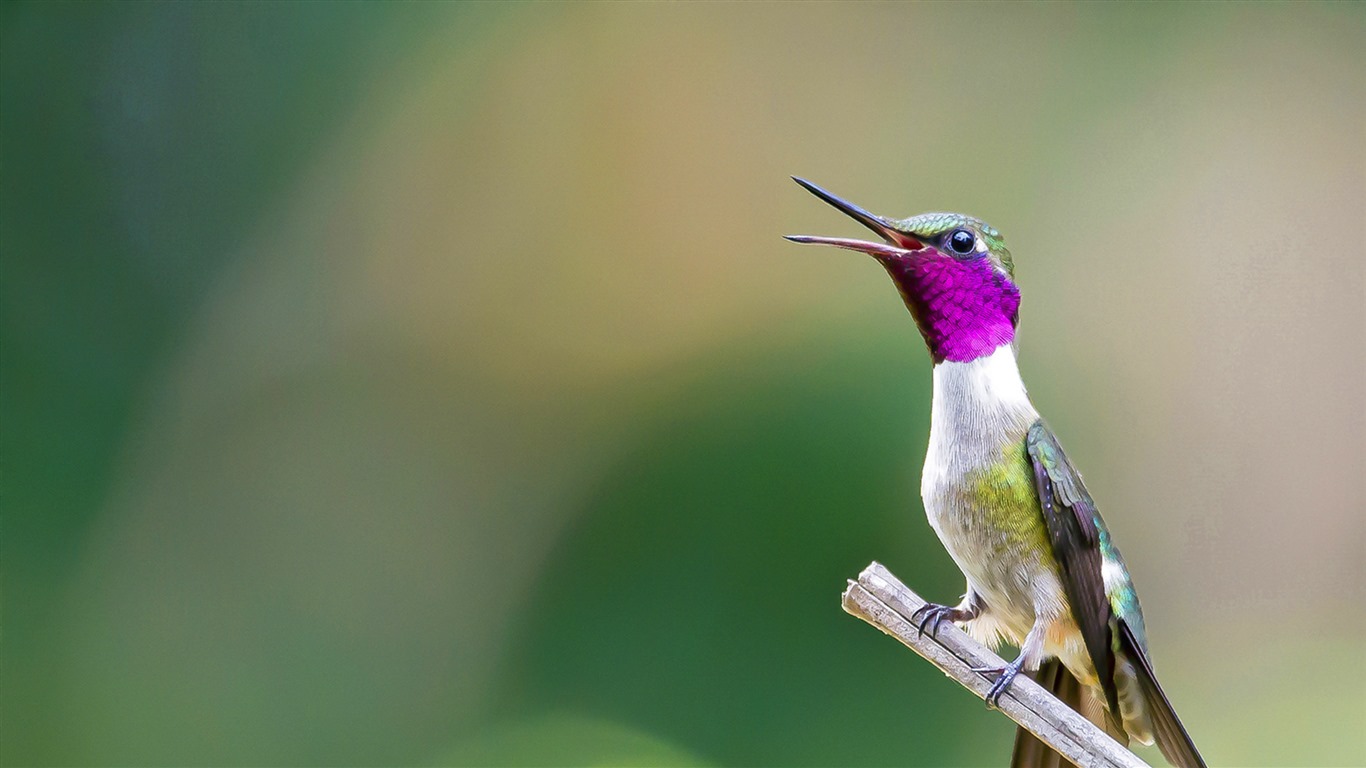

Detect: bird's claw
[970,658,1025,709]
[909,602,964,638]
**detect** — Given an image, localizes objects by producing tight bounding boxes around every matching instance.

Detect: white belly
[922,453,1060,647]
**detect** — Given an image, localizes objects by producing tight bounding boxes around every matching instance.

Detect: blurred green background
[3,2,1364,766]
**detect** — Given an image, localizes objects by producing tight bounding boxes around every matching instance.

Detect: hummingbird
[786,177,1205,768]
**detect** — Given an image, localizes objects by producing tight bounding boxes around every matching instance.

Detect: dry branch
[841,562,1148,768]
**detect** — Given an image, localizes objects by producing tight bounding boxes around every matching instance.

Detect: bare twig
[841,561,1148,768]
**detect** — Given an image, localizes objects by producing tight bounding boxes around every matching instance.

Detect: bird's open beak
[784,177,925,259]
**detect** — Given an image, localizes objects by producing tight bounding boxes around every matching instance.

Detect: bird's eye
[947,229,976,255]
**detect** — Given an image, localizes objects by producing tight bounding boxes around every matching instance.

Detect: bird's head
[786,177,1020,364]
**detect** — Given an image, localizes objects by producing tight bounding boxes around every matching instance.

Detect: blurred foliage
[3,2,1364,767]
[434,714,706,768]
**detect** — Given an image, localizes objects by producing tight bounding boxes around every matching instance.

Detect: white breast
[921,343,1038,501]
[919,343,1048,645]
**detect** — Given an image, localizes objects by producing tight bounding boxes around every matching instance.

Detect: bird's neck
[881,255,1020,364]
[928,343,1038,464]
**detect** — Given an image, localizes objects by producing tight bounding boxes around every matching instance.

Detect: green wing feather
[1025,420,1122,724]
[1026,420,1207,768]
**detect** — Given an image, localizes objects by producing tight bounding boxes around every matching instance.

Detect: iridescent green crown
[896,212,1014,278]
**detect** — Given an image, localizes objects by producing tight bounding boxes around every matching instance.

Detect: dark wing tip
[1118,621,1208,768]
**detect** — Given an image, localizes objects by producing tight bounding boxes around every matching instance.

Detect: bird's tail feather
[1009,660,1126,768]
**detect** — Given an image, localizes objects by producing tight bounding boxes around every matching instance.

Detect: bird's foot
[970,656,1026,710]
[909,602,971,638]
